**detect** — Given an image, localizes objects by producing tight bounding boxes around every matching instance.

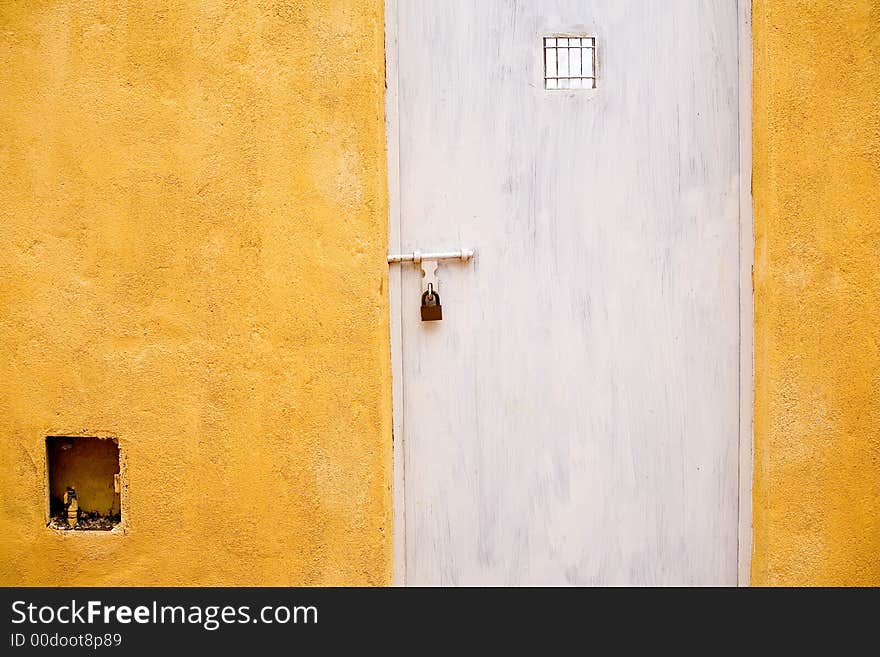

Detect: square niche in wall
[46,436,121,531]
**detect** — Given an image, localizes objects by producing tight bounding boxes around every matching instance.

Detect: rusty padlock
[420,285,442,321]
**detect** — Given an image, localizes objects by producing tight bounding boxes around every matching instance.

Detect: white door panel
[394,0,741,585]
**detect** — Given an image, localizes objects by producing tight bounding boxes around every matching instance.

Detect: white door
[390,0,743,585]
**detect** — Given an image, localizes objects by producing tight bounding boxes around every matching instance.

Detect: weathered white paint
[392,0,743,585]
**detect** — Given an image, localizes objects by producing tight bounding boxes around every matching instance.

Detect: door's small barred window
[544,36,596,90]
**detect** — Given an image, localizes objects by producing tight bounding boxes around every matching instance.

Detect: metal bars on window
[544,36,596,90]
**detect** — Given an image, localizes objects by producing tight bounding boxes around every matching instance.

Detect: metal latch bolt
[387,248,475,322]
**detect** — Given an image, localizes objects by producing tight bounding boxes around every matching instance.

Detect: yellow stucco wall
[0,0,392,585]
[752,0,880,585]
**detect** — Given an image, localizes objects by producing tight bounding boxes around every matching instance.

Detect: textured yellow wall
[0,0,391,585]
[752,0,880,585]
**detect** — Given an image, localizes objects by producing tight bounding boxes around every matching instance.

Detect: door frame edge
[737,0,755,588]
[385,0,406,587]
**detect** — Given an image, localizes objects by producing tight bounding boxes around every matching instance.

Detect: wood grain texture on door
[394,0,741,585]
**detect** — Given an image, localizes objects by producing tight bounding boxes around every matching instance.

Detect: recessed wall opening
[46,436,121,531]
